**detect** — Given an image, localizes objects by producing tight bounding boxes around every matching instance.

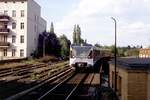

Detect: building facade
[0,0,46,59]
[109,58,150,100]
[139,48,150,58]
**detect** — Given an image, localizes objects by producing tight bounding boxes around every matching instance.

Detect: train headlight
[78,63,81,67]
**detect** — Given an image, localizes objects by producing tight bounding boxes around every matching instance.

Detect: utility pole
[111,17,117,92]
[43,37,46,57]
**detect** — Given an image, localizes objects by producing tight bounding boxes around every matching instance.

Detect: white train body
[69,44,94,69]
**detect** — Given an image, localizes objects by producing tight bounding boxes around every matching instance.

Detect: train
[69,44,111,71]
[69,44,93,70]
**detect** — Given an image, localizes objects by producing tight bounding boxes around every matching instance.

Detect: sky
[36,0,150,47]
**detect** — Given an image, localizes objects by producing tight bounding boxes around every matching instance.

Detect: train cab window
[88,51,93,59]
[70,50,73,58]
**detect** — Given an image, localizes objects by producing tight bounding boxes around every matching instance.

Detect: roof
[71,43,92,47]
[111,58,150,70]
[0,0,27,2]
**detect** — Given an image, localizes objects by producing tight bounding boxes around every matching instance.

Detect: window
[20,49,24,57]
[21,10,24,17]
[4,24,7,28]
[12,22,16,29]
[12,35,16,43]
[20,35,24,43]
[118,76,122,96]
[12,10,16,17]
[4,10,8,15]
[3,49,7,56]
[34,25,36,32]
[20,23,24,29]
[12,49,16,57]
[35,15,37,21]
[4,35,7,42]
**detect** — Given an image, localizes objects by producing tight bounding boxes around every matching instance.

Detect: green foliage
[37,23,71,58]
[110,45,118,55]
[76,25,81,44]
[37,56,58,63]
[94,44,140,57]
[50,22,54,33]
[59,35,71,58]
[124,49,139,57]
[80,38,84,44]
[95,43,102,48]
[73,25,77,44]
[45,32,61,56]
[72,24,83,45]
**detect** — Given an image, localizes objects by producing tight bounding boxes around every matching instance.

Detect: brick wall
[109,64,150,100]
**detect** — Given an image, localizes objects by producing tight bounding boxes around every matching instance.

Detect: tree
[76,25,81,44]
[37,23,61,57]
[50,22,54,33]
[72,24,82,45]
[73,25,77,44]
[45,32,61,56]
[59,35,71,58]
[36,23,72,58]
[37,33,44,57]
[80,38,84,44]
[95,43,102,48]
[124,49,139,57]
[110,45,118,55]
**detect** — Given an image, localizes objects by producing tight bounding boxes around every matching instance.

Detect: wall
[127,71,147,100]
[109,64,150,100]
[0,0,28,58]
[109,64,128,100]
[27,0,46,57]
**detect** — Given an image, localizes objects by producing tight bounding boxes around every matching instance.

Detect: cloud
[55,0,150,47]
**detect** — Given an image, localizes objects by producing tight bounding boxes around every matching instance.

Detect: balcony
[0,28,10,34]
[0,15,10,22]
[0,42,10,48]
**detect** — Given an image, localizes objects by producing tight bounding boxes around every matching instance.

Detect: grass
[29,61,69,80]
[0,56,61,70]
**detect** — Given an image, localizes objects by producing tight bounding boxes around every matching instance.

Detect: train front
[69,45,94,70]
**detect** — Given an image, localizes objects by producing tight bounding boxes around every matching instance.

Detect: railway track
[0,61,67,78]
[0,62,69,99]
[0,61,68,82]
[4,72,100,100]
[1,60,101,100]
[38,73,100,100]
[0,63,45,78]
[0,64,47,86]
[5,67,73,100]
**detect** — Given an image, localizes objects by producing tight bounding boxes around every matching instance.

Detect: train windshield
[72,46,92,58]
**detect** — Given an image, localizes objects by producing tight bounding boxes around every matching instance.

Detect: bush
[37,56,58,63]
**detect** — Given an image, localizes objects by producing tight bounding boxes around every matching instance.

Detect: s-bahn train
[69,44,111,70]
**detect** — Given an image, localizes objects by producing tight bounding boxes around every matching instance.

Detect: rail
[65,73,88,100]
[38,73,89,100]
[37,72,76,100]
[5,67,73,100]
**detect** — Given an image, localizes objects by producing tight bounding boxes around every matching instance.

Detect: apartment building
[139,48,150,58]
[0,0,46,59]
[109,58,150,100]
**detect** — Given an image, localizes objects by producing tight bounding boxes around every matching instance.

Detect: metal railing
[0,15,10,21]
[0,28,10,33]
[0,42,10,46]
